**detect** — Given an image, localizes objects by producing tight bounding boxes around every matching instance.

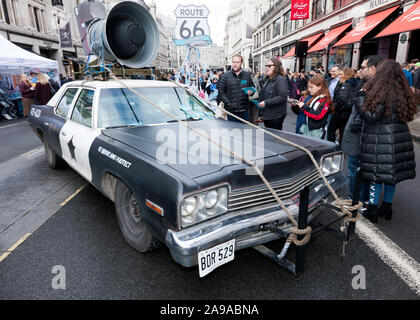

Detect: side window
[56,88,78,118]
[70,89,94,127]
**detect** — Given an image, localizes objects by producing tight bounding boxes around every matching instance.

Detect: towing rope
[106,71,362,247]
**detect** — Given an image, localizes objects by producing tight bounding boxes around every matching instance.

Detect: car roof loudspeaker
[87,1,160,68]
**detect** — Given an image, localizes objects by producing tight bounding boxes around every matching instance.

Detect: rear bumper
[165,172,348,267]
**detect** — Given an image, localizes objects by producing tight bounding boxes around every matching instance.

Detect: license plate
[198,239,235,277]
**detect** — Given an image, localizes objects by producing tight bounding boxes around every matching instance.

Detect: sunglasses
[265,64,275,68]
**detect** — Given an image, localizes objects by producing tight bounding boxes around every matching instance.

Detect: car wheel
[44,140,65,169]
[115,180,160,253]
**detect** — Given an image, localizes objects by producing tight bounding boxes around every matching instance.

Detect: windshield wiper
[105,124,141,129]
[166,117,201,123]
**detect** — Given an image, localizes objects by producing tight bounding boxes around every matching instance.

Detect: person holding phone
[257,58,289,130]
[295,75,333,138]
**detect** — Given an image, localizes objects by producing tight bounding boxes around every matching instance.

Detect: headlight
[320,152,343,177]
[180,186,228,227]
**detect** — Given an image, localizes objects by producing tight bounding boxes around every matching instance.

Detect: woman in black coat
[357,60,417,222]
[257,58,289,130]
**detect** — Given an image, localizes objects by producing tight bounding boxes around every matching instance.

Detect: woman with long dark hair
[257,58,289,130]
[357,60,417,222]
[296,74,334,138]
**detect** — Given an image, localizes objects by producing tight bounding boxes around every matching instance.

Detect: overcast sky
[145,0,230,46]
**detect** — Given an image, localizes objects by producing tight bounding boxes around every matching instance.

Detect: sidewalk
[408,110,420,143]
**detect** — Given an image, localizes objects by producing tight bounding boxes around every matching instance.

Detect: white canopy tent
[0,34,58,74]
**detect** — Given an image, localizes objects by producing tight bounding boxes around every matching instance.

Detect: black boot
[363,204,378,223]
[378,202,393,221]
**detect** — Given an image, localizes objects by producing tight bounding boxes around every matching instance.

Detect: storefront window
[305,53,323,72]
[328,44,352,69]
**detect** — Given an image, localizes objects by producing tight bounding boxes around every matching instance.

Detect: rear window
[56,88,78,118]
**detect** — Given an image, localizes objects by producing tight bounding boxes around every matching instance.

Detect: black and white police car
[28,79,347,277]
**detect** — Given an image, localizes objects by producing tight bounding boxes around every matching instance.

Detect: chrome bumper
[165,172,348,267]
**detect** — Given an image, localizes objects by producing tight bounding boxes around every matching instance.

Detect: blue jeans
[227,110,250,122]
[347,155,368,201]
[295,110,306,134]
[368,183,396,205]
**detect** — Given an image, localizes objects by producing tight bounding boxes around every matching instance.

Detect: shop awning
[375,1,420,38]
[333,6,400,47]
[308,22,352,53]
[283,32,323,58]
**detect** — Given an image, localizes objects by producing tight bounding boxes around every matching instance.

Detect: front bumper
[165,172,348,267]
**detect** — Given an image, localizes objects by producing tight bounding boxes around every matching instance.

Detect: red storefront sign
[291,0,310,20]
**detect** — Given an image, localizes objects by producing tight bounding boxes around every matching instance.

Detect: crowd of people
[18,72,60,117]
[216,54,418,223]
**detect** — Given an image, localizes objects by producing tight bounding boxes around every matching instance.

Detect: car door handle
[61,130,67,137]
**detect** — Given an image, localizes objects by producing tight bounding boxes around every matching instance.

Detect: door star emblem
[68,136,76,161]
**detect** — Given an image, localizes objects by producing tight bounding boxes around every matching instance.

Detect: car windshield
[97,86,215,128]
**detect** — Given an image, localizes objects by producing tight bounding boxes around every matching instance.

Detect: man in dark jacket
[326,65,343,143]
[342,55,383,201]
[217,54,254,122]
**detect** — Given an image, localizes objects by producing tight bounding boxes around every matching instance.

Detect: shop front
[333,4,402,66]
[328,44,353,69]
[305,52,323,71]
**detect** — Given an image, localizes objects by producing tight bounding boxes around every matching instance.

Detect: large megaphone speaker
[86,1,160,68]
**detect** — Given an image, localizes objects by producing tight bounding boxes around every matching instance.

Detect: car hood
[102,119,330,180]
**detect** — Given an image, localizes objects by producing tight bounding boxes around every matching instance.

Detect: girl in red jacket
[296,75,334,139]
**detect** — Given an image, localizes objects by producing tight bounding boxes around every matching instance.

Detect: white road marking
[0,122,25,130]
[355,218,420,295]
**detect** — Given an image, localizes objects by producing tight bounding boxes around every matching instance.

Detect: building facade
[224,0,257,71]
[0,0,86,77]
[0,0,179,78]
[252,0,419,73]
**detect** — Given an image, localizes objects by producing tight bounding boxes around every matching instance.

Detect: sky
[145,0,231,46]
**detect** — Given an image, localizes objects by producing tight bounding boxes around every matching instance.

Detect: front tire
[44,140,65,169]
[114,180,160,253]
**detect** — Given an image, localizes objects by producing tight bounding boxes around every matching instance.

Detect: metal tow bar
[253,170,363,277]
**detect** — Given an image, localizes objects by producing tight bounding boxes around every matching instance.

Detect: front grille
[228,169,320,211]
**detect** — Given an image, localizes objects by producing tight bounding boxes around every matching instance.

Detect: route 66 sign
[173,5,212,46]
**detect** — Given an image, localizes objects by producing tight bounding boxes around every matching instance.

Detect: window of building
[1,0,10,24]
[52,0,64,6]
[273,18,281,37]
[266,26,271,41]
[312,0,325,21]
[0,0,5,22]
[33,7,41,32]
[333,0,356,10]
[11,0,19,25]
[41,9,46,32]
[283,10,291,36]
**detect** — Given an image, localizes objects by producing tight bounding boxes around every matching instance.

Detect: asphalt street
[0,109,419,301]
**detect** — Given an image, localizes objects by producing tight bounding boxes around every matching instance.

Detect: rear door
[48,87,80,156]
[59,88,101,182]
